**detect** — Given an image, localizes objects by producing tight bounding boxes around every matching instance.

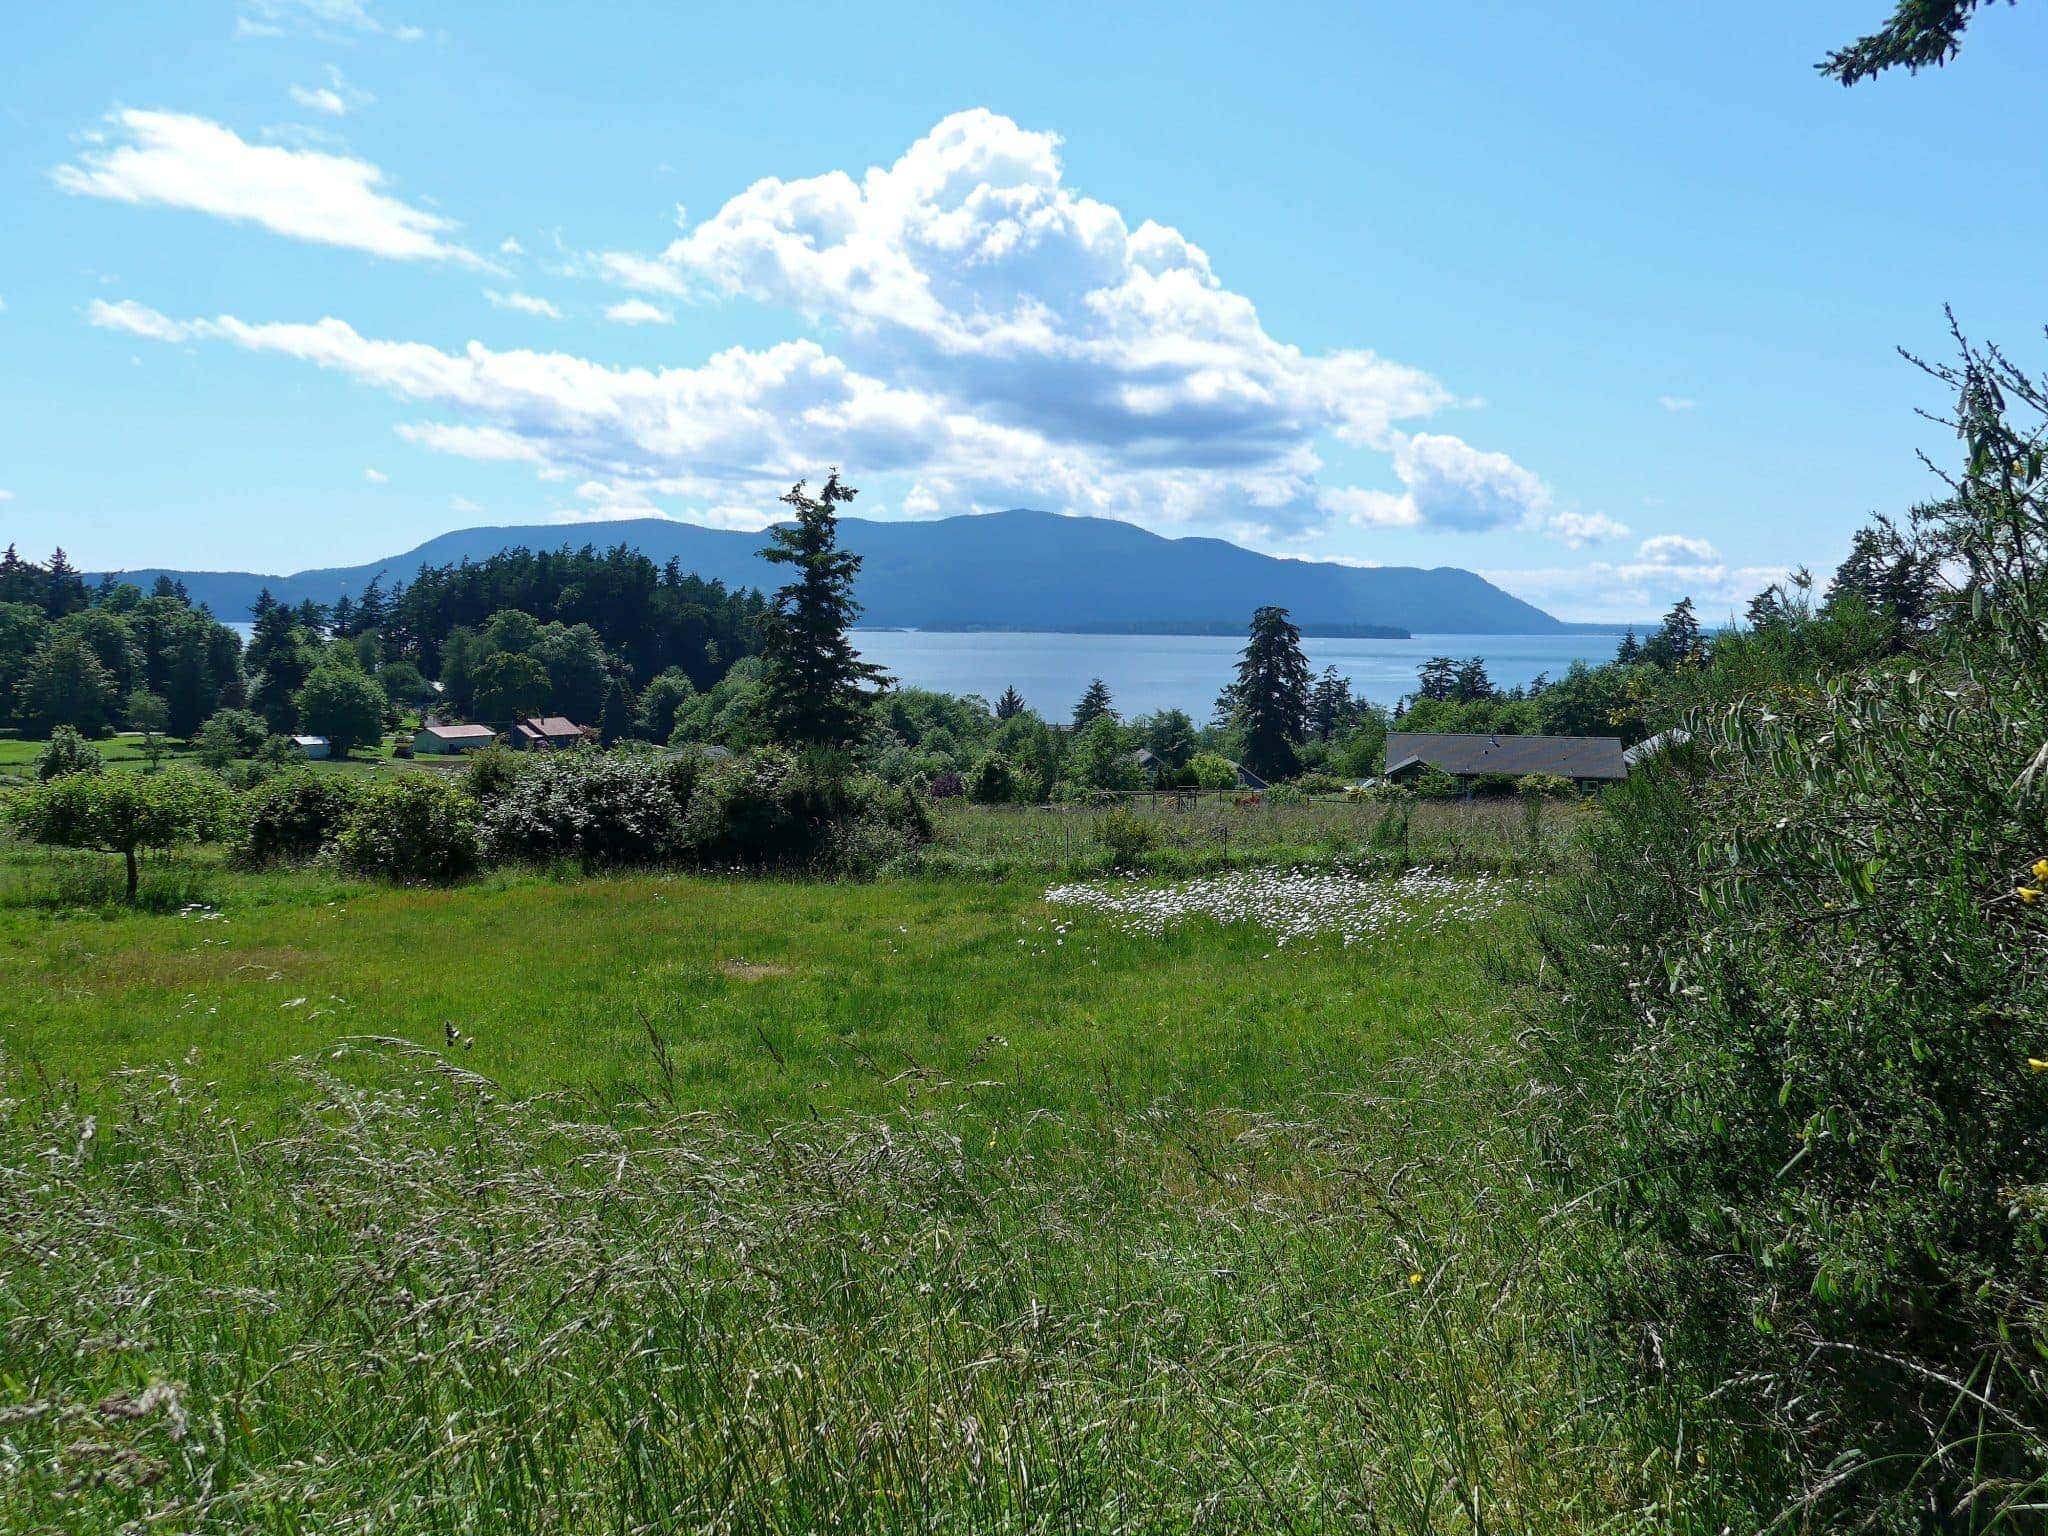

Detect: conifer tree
[757,473,889,751]
[1233,605,1310,782]
[1072,677,1116,730]
[995,684,1027,720]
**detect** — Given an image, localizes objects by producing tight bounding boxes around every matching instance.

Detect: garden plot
[1044,866,1511,946]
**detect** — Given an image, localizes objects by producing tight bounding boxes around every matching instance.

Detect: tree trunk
[124,847,138,902]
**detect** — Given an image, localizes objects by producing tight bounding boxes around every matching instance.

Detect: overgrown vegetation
[1534,327,2048,1527]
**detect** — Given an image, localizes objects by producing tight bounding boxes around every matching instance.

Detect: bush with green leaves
[193,708,271,769]
[237,773,361,866]
[6,767,222,900]
[34,725,102,781]
[1407,766,1461,800]
[334,776,481,885]
[683,749,928,872]
[1094,805,1157,868]
[1534,335,2048,1522]
[965,752,1025,805]
[479,747,701,869]
[1186,751,1239,791]
[294,663,389,757]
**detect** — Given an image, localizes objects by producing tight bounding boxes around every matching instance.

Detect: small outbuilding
[510,715,591,751]
[292,734,332,761]
[413,722,498,755]
[1622,728,1692,770]
[1383,731,1624,792]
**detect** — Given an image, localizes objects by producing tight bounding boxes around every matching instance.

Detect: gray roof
[1383,731,1625,781]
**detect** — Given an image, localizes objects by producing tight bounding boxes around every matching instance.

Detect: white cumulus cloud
[86,111,1623,551]
[55,110,479,266]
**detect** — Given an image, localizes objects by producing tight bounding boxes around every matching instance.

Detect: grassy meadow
[0,807,1759,1533]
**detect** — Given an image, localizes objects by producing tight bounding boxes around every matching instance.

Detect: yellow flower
[2018,888,2044,905]
[2033,859,2048,881]
[2031,1059,2048,1074]
[1409,1272,1423,1288]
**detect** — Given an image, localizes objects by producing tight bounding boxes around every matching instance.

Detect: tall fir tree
[1615,626,1642,664]
[1233,606,1310,782]
[1072,677,1117,730]
[757,473,889,751]
[1309,666,1353,741]
[995,684,1027,720]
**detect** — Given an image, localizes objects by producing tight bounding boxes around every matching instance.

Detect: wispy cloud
[1656,394,1697,412]
[289,66,373,118]
[55,110,480,267]
[485,289,565,319]
[363,466,388,484]
[236,0,421,42]
[603,298,673,325]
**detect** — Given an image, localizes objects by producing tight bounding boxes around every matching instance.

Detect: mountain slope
[95,508,1567,635]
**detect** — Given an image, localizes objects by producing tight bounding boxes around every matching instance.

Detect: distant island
[92,506,1570,635]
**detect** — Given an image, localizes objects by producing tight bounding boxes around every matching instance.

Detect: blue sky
[3,0,2043,621]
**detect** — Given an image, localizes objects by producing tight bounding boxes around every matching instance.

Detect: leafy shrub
[193,708,269,768]
[479,748,697,868]
[1408,766,1461,801]
[1187,751,1238,791]
[966,752,1024,805]
[1514,773,1575,801]
[238,773,360,866]
[1294,772,1344,796]
[460,743,525,806]
[335,776,481,885]
[34,726,102,781]
[1095,805,1157,868]
[683,749,927,872]
[926,769,964,801]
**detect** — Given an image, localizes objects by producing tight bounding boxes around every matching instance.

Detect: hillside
[95,507,1568,635]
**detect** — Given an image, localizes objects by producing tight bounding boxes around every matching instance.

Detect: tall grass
[0,1034,1762,1533]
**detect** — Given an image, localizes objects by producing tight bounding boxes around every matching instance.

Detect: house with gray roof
[1383,731,1625,791]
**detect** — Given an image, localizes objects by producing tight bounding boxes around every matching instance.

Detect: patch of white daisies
[1044,867,1510,947]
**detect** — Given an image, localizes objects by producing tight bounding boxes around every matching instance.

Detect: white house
[292,735,332,760]
[413,722,498,755]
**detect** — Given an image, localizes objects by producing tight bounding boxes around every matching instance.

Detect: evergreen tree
[1643,596,1705,669]
[1416,656,1459,702]
[1615,627,1642,664]
[1233,605,1310,782]
[995,684,1027,720]
[1072,677,1117,730]
[1452,657,1494,702]
[1309,666,1353,741]
[756,473,889,751]
[45,549,88,616]
[599,675,638,745]
[19,633,117,737]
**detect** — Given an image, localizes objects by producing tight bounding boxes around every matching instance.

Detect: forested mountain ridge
[91,508,1567,634]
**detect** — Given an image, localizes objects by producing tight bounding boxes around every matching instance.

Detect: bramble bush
[34,726,102,781]
[1535,332,2048,1526]
[478,747,702,869]
[237,773,361,866]
[335,776,482,885]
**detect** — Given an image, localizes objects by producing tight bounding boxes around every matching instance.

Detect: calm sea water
[848,630,1627,717]
[231,622,1625,717]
